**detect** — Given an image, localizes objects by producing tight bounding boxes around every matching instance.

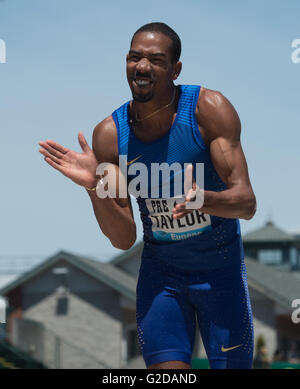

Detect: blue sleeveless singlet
[112,85,244,270]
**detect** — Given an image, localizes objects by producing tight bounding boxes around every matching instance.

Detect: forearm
[200,188,256,220]
[87,190,136,250]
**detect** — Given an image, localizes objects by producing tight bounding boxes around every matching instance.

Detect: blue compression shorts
[136,257,254,369]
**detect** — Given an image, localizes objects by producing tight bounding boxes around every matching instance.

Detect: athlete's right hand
[39,132,99,189]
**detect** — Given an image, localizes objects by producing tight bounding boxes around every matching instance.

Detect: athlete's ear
[172,61,182,80]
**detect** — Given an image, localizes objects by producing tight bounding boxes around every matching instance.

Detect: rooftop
[243,221,298,243]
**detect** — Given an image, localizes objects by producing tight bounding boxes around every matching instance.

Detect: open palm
[39,132,99,188]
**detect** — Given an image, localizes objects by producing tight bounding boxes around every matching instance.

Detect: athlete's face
[126,31,181,103]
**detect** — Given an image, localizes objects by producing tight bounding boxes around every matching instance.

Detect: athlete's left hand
[172,164,204,219]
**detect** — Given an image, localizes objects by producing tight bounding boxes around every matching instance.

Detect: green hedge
[192,358,300,369]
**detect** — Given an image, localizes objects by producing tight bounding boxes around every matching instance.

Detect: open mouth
[133,76,153,88]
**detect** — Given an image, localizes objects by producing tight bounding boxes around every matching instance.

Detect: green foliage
[256,334,266,350]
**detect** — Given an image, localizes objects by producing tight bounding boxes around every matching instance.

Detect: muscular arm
[88,116,136,250]
[194,88,256,220]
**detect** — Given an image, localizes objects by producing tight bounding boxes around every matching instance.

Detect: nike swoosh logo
[126,155,142,166]
[221,344,242,352]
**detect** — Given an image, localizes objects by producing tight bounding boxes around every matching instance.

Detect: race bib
[145,198,212,242]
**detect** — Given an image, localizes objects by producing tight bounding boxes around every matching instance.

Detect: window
[258,249,282,265]
[290,247,300,269]
[126,328,141,360]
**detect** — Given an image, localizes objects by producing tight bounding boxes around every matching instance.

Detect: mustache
[134,71,154,81]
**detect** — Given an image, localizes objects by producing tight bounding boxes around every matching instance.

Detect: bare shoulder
[195,87,241,142]
[92,115,119,164]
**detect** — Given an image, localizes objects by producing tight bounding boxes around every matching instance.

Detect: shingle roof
[110,243,143,266]
[111,242,300,310]
[1,248,299,311]
[0,250,137,302]
[243,221,295,243]
[245,256,300,309]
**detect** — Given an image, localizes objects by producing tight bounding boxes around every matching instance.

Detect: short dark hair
[131,22,181,63]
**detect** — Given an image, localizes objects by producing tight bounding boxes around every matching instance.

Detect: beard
[132,90,154,103]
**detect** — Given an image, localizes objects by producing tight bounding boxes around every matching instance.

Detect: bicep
[209,137,252,190]
[196,89,252,190]
[92,117,134,212]
[92,116,119,165]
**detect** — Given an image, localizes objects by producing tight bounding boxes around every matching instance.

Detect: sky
[0,0,299,266]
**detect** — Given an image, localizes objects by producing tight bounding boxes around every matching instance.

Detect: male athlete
[39,22,256,369]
